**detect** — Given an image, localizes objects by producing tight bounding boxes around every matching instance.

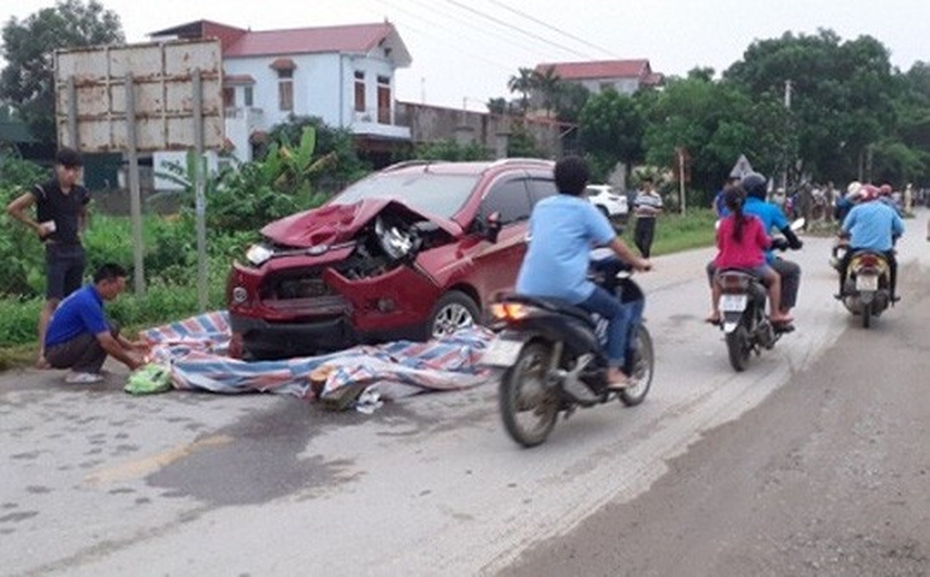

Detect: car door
[471,175,534,301]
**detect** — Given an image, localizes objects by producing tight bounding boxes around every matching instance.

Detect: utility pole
[783,80,793,192]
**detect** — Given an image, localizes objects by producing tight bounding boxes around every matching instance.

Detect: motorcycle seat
[502,294,596,328]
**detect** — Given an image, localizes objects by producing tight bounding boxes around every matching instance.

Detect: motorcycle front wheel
[619,325,654,406]
[499,341,560,447]
[725,324,751,372]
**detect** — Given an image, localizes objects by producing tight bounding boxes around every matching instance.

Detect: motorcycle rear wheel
[862,301,872,328]
[619,325,654,406]
[499,342,560,447]
[725,325,751,372]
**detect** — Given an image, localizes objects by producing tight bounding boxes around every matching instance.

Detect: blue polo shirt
[516,194,616,304]
[45,284,109,347]
[742,197,789,264]
[842,201,904,251]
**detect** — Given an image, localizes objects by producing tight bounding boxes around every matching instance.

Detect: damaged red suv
[226,158,557,360]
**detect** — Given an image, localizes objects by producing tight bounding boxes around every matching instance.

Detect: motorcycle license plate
[481,337,524,367]
[856,274,878,291]
[720,294,748,312]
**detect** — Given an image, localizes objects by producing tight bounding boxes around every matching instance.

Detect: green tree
[640,75,794,197]
[506,121,541,158]
[0,0,124,146]
[554,82,590,124]
[266,115,369,194]
[578,89,645,180]
[724,29,897,183]
[413,138,491,161]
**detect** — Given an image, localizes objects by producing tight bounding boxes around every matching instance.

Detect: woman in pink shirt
[706,187,792,324]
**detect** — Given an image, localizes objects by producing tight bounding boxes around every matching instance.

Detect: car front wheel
[427,290,479,339]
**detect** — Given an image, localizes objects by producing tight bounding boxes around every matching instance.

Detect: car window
[479,178,532,225]
[329,173,480,219]
[527,178,558,206]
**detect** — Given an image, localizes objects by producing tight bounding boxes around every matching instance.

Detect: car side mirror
[485,212,502,243]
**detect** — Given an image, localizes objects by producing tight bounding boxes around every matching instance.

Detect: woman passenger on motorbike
[705,187,793,325]
[516,156,651,390]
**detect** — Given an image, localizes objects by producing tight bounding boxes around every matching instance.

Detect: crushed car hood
[260,198,461,248]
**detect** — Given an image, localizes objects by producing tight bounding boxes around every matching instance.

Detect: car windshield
[329,173,481,219]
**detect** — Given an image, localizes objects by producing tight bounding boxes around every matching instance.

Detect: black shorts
[45,244,85,300]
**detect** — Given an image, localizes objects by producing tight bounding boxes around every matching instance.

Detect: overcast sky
[3,0,928,111]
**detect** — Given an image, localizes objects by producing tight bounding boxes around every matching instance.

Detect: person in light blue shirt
[837,185,905,300]
[517,156,651,389]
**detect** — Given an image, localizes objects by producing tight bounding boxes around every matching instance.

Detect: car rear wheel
[427,290,479,339]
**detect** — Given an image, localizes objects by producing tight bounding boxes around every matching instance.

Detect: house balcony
[350,108,411,141]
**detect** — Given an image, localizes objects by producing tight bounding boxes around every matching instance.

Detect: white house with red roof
[149,19,412,162]
[533,59,663,97]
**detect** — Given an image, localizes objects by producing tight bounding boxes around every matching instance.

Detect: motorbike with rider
[482,155,653,446]
[834,183,904,327]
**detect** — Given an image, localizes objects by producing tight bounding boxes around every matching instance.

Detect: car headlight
[375,216,413,260]
[246,244,274,266]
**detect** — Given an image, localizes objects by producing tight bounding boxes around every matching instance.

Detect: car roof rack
[489,157,554,169]
[380,159,437,172]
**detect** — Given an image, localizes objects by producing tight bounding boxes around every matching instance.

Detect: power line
[374,0,518,73]
[480,0,618,58]
[442,0,596,60]
[384,0,559,64]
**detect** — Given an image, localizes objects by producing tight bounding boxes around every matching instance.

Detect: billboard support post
[193,69,208,312]
[124,73,145,296]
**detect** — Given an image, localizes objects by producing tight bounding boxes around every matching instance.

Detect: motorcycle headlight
[245,244,274,266]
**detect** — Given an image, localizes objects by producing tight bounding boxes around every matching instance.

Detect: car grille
[276,277,333,299]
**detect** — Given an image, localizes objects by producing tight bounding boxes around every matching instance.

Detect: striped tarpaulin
[140,312,493,403]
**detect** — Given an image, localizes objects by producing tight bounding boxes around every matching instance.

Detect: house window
[377,75,391,124]
[244,86,253,107]
[354,71,365,113]
[278,69,293,112]
[223,87,235,108]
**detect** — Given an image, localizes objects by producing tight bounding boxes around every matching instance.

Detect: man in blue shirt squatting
[837,184,905,302]
[44,263,149,383]
[740,173,804,318]
[516,156,652,390]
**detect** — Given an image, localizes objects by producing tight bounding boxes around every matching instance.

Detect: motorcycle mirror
[790,218,806,231]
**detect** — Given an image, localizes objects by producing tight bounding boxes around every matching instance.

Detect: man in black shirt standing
[6,147,91,366]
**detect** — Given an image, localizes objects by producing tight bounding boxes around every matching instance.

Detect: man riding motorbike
[740,172,804,318]
[835,184,905,302]
[515,156,651,390]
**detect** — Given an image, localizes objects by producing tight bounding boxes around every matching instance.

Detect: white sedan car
[585,184,629,225]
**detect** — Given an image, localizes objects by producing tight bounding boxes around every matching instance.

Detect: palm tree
[533,66,562,118]
[508,67,535,114]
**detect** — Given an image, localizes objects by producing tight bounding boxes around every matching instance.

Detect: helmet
[846,181,862,200]
[859,184,880,201]
[741,172,767,200]
[879,184,892,196]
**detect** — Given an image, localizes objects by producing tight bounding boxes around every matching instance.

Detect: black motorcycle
[482,254,654,447]
[712,265,793,372]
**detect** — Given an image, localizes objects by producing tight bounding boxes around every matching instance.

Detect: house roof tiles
[151,19,410,66]
[535,59,653,80]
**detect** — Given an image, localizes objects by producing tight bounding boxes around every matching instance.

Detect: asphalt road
[2,211,928,576]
